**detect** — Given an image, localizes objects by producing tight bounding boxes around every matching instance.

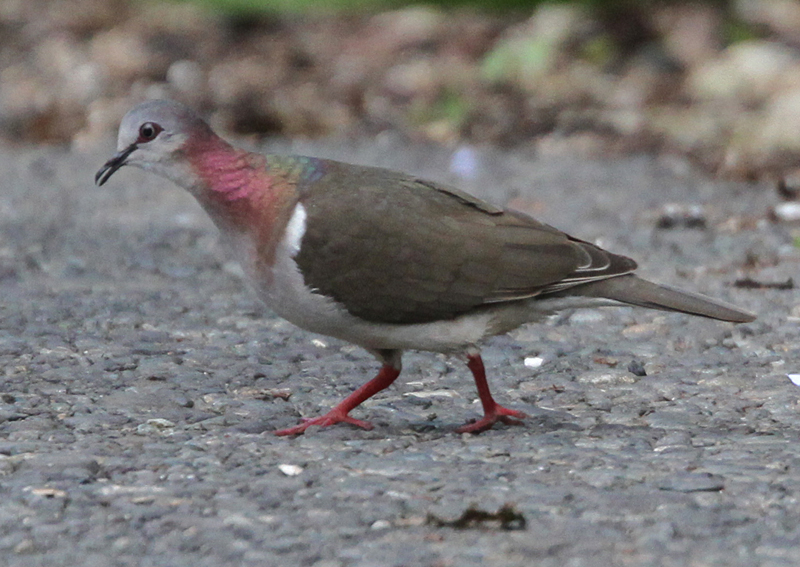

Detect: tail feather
[566,274,755,323]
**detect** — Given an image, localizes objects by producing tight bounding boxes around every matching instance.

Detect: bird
[96,99,755,436]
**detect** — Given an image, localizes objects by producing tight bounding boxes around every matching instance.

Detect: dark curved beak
[95,144,137,186]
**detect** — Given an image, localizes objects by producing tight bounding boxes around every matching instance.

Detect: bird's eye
[137,122,162,143]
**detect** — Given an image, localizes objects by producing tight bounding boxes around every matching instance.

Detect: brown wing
[294,160,636,324]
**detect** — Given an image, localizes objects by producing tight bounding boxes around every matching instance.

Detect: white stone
[524,356,544,368]
[278,464,303,476]
[403,389,459,399]
[773,202,800,222]
[370,520,392,530]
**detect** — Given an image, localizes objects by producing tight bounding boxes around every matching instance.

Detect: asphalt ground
[0,135,798,566]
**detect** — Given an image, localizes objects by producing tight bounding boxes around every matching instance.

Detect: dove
[96,100,755,435]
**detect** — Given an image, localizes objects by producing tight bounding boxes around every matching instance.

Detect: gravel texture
[1,136,799,566]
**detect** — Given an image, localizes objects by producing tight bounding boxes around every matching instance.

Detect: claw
[273,362,401,436]
[274,412,375,436]
[455,406,527,434]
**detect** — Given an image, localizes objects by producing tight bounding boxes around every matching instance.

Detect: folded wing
[294,164,637,324]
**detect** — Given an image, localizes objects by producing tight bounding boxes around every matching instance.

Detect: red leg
[274,364,401,436]
[455,353,527,434]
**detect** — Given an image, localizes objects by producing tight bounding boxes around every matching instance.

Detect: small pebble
[26,487,68,498]
[404,389,459,399]
[370,519,392,530]
[627,360,647,377]
[524,356,544,368]
[772,202,800,222]
[136,419,176,435]
[278,464,303,476]
[656,203,707,229]
[577,370,637,385]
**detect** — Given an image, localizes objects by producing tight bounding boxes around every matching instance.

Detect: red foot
[457,353,527,434]
[455,406,527,434]
[273,362,401,436]
[274,412,374,436]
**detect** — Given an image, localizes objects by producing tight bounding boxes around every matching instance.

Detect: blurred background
[3,0,800,179]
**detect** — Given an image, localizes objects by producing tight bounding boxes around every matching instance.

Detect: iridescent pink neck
[187,135,271,202]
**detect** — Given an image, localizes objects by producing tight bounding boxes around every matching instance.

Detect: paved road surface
[0,136,798,566]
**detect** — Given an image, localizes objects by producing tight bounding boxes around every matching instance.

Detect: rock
[687,40,798,103]
[576,370,637,385]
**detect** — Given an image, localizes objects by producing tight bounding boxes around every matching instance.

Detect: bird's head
[95,99,212,186]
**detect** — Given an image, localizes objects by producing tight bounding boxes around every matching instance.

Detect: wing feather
[294,161,636,324]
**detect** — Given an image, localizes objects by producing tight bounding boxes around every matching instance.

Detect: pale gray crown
[116,99,209,153]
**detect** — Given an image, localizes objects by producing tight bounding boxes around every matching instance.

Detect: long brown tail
[569,274,755,323]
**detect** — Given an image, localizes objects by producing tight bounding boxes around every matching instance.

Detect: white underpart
[283,201,307,255]
[227,203,621,354]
